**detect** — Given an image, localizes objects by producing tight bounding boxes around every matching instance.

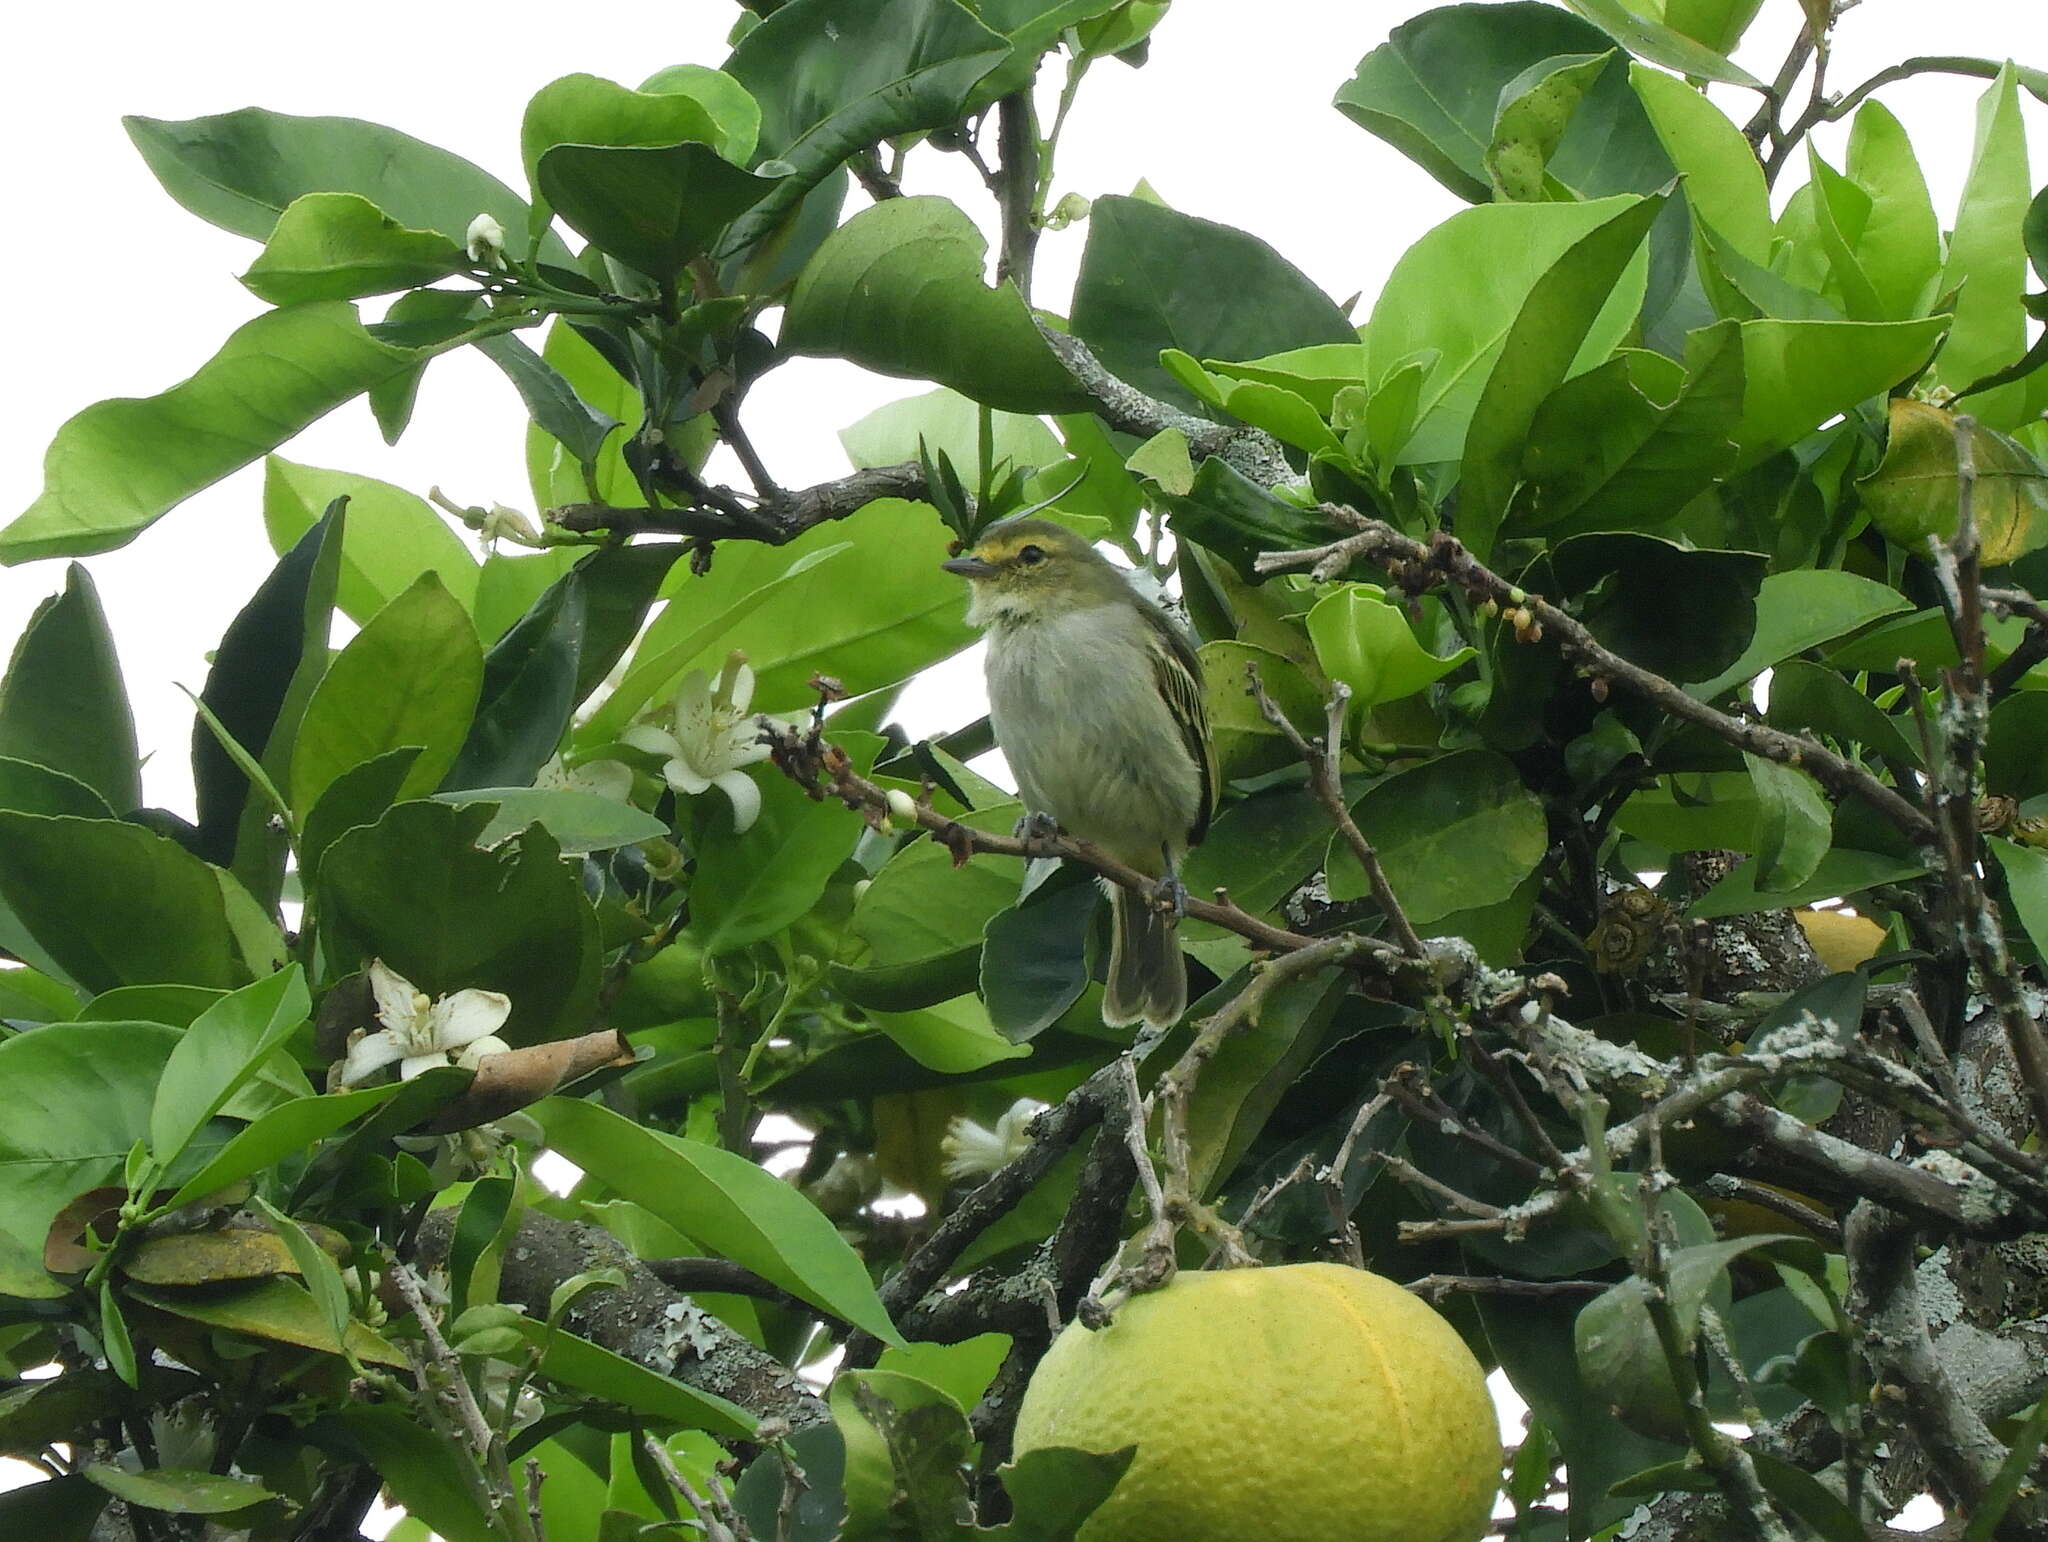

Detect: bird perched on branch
[943,518,1213,1029]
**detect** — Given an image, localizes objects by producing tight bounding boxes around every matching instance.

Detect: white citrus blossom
[534,753,634,804]
[622,652,788,834]
[941,1098,1049,1181]
[479,503,542,551]
[338,960,512,1087]
[465,212,508,267]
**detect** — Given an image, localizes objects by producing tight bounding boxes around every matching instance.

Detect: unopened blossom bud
[466,212,508,267]
[885,788,918,824]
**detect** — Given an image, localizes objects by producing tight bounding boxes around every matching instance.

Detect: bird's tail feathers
[1104,885,1186,1030]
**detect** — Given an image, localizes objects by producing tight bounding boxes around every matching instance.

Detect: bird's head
[941,518,1123,626]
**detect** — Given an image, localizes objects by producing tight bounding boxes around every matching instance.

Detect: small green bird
[942,518,1213,1029]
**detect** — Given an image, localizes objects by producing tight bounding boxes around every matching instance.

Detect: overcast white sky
[3,1,2045,819]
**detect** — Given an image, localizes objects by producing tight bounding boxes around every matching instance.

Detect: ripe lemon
[1793,908,1887,975]
[1011,1262,1500,1542]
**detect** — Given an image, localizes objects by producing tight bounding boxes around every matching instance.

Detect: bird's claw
[1150,872,1189,921]
[1014,810,1061,848]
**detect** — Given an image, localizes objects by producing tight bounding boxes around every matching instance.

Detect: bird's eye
[1018,544,1046,565]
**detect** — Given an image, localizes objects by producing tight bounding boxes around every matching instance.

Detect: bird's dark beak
[941,556,998,578]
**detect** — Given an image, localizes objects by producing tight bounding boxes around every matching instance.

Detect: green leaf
[2,304,420,564]
[525,319,646,515]
[248,1195,353,1355]
[442,566,586,792]
[785,196,1086,414]
[834,1371,973,1541]
[1991,837,2048,962]
[1860,398,2048,567]
[580,543,851,743]
[1332,750,1547,927]
[636,64,761,162]
[239,192,466,305]
[150,968,310,1170]
[1486,53,1615,203]
[326,1406,495,1542]
[1071,196,1354,415]
[476,334,620,478]
[1934,64,2036,429]
[1365,196,1652,464]
[1657,0,1765,53]
[1158,458,1336,582]
[719,0,1010,260]
[1558,0,1762,87]
[1745,754,1830,893]
[867,995,1035,1075]
[193,506,344,885]
[136,1277,406,1365]
[839,802,1025,1012]
[1513,324,1744,538]
[1459,192,1664,555]
[535,1097,903,1345]
[538,141,781,281]
[289,573,483,814]
[431,788,666,855]
[0,1475,108,1539]
[124,106,559,259]
[98,1280,137,1389]
[1690,569,1913,701]
[262,457,478,625]
[320,801,600,1046]
[1199,642,1324,783]
[0,1022,194,1255]
[1335,2,1669,203]
[1180,965,1349,1197]
[1630,63,1771,265]
[1691,848,1928,918]
[1805,147,1889,323]
[82,1465,272,1517]
[988,1446,1136,1541]
[159,1084,404,1211]
[1180,785,1336,934]
[300,747,421,883]
[1748,971,1867,1124]
[1765,660,1921,768]
[505,1317,753,1438]
[979,869,1099,1043]
[1844,101,1942,323]
[689,768,864,957]
[521,72,725,229]
[1731,315,1949,469]
[1551,533,1766,686]
[0,565,138,811]
[0,816,264,993]
[1305,585,1474,714]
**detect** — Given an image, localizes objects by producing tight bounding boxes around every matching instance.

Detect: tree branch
[550,461,930,545]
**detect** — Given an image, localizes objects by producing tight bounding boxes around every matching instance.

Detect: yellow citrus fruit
[1011,1263,1500,1542]
[1793,908,1887,975]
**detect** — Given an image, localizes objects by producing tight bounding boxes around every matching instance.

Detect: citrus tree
[4,1,2048,1538]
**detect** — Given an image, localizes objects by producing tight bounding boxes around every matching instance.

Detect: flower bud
[465,212,508,267]
[885,788,918,824]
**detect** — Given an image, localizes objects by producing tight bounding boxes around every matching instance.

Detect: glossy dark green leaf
[988,1445,1136,1540]
[1158,459,1337,583]
[124,106,558,261]
[1551,534,1765,686]
[368,288,480,444]
[1334,751,1547,927]
[842,803,1025,1010]
[689,767,865,957]
[538,141,781,281]
[524,319,647,514]
[0,565,138,812]
[1744,754,1830,894]
[81,1464,273,1517]
[1,304,421,564]
[475,334,620,474]
[1071,196,1353,415]
[1689,570,1912,701]
[719,0,1010,260]
[1748,970,1867,1124]
[1181,785,1334,933]
[289,573,483,814]
[834,1371,973,1540]
[0,815,267,992]
[784,196,1087,413]
[735,1423,846,1542]
[326,1406,497,1542]
[535,1097,902,1344]
[520,73,729,233]
[866,995,1034,1075]
[979,867,1099,1042]
[319,800,600,1046]
[505,1315,755,1437]
[1512,325,1744,539]
[151,967,311,1169]
[1335,3,1669,203]
[239,192,466,305]
[1460,193,1663,556]
[443,568,584,792]
[193,506,342,873]
[1690,848,1928,918]
[160,1083,404,1211]
[1765,661,1920,768]
[300,747,421,883]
